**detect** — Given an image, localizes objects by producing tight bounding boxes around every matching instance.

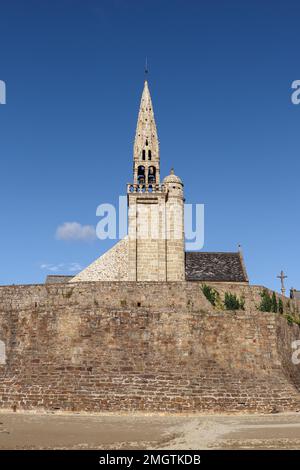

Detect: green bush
[224,292,245,310]
[201,284,219,306]
[260,290,288,315]
[286,314,295,325]
[284,314,300,327]
[259,289,273,312]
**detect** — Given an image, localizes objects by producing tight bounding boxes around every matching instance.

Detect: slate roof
[45,275,74,284]
[185,252,248,282]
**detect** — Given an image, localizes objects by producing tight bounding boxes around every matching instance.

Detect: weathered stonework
[128,191,168,281]
[4,79,297,416]
[164,171,185,281]
[126,81,185,282]
[0,281,300,413]
[73,80,248,285]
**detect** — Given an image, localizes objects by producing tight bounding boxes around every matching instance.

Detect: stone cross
[277,270,287,296]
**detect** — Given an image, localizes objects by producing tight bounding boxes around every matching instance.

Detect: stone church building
[2,79,300,415]
[48,80,248,284]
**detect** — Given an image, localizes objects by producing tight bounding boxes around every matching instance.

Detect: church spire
[133,80,160,186]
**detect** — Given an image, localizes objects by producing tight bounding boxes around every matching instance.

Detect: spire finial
[171,167,174,175]
[145,57,149,78]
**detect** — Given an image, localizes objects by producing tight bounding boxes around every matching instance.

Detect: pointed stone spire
[133,80,160,185]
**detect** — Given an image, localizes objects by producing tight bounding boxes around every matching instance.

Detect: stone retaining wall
[0,281,299,413]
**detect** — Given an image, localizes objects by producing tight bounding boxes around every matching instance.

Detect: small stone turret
[163,168,184,196]
[163,169,185,281]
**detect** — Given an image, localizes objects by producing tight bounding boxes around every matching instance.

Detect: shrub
[224,292,245,310]
[259,289,273,312]
[201,284,219,306]
[286,314,295,325]
[278,298,284,314]
[284,313,300,327]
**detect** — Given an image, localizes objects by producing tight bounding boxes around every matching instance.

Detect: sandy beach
[1,411,300,450]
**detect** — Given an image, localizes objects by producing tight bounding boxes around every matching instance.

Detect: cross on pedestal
[277,270,287,296]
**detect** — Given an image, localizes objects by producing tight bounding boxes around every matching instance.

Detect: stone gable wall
[0,281,299,413]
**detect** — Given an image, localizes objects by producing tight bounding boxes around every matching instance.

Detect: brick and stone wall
[0,281,300,413]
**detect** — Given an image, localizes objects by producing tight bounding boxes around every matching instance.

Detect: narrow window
[138,166,145,185]
[148,150,152,160]
[148,166,156,184]
[142,150,146,160]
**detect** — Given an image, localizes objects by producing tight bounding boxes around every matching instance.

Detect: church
[3,79,300,417]
[48,79,248,285]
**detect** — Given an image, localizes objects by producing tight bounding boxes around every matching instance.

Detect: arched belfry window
[146,139,148,146]
[148,150,152,161]
[142,150,146,160]
[138,166,145,184]
[148,166,156,184]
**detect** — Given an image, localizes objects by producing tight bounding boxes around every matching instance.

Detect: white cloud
[68,262,83,273]
[40,263,64,272]
[40,262,83,273]
[55,222,96,241]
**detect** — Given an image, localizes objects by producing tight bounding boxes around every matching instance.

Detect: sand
[1,410,300,449]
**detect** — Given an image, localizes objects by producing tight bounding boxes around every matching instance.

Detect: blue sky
[0,0,299,292]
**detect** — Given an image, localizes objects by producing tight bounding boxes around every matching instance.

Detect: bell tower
[127,80,185,282]
[133,80,160,187]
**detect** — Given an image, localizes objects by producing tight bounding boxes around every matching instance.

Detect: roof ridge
[185,251,239,255]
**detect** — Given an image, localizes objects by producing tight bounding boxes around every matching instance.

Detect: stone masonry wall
[0,281,300,413]
[128,193,168,282]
